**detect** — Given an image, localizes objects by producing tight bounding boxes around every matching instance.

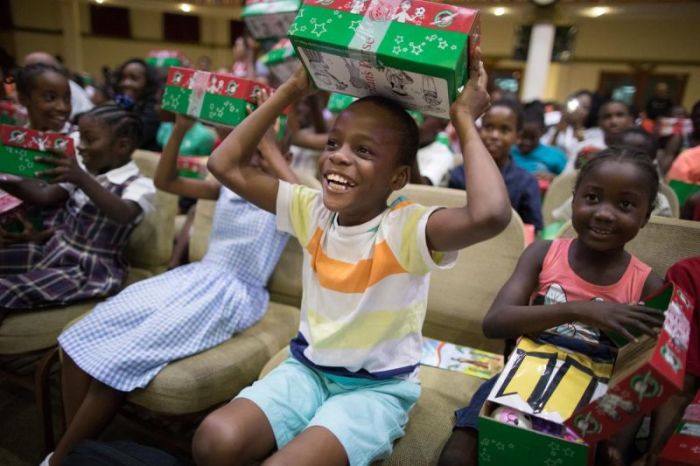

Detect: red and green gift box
[660,389,700,465]
[0,101,28,126]
[161,67,272,127]
[0,124,75,180]
[176,156,209,179]
[145,50,191,68]
[260,38,299,84]
[242,0,302,39]
[478,283,694,466]
[288,0,480,119]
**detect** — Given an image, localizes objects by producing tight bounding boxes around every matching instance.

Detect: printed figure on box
[392,0,415,23]
[439,147,671,466]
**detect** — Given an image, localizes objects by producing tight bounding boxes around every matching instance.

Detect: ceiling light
[493,7,506,16]
[95,0,105,4]
[180,3,192,13]
[590,6,609,17]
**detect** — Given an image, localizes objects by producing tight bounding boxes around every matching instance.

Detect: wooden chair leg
[34,346,60,454]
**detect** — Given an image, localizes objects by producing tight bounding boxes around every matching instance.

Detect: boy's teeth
[327,173,351,185]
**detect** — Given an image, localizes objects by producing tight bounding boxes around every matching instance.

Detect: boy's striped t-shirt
[276,181,457,380]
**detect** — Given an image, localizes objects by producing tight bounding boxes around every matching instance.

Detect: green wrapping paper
[242,0,302,39]
[289,0,480,119]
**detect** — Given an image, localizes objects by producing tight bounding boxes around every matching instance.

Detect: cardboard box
[478,284,694,466]
[0,101,27,126]
[242,0,302,39]
[660,390,700,465]
[176,156,209,179]
[161,67,271,127]
[260,38,299,84]
[420,337,503,380]
[145,50,190,68]
[0,125,75,180]
[289,0,480,119]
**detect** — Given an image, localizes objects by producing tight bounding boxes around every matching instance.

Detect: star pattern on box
[544,458,563,466]
[438,41,448,50]
[563,447,575,457]
[480,452,492,464]
[507,443,515,449]
[310,18,317,23]
[288,23,299,34]
[163,93,182,110]
[451,45,457,50]
[312,23,328,37]
[394,35,404,44]
[333,10,343,17]
[392,45,403,54]
[349,19,361,31]
[495,442,505,451]
[425,34,438,42]
[408,41,425,55]
[300,25,307,31]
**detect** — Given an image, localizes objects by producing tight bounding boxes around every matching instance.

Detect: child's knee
[192,412,246,466]
[438,429,478,466]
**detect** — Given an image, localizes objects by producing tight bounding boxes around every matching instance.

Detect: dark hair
[112,58,159,103]
[599,99,632,118]
[523,101,545,129]
[691,100,700,117]
[491,98,524,130]
[619,127,658,161]
[346,96,419,166]
[15,62,70,97]
[575,147,659,214]
[80,104,143,152]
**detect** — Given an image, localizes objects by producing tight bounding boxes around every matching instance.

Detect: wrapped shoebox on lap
[0,124,75,180]
[478,284,694,466]
[260,38,299,83]
[161,67,272,127]
[660,390,700,465]
[242,0,302,39]
[145,50,190,68]
[288,0,480,119]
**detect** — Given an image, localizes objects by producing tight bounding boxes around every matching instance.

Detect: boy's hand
[450,47,490,121]
[34,149,87,185]
[577,301,666,342]
[285,66,314,98]
[174,114,196,132]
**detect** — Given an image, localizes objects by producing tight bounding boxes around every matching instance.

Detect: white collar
[96,160,139,184]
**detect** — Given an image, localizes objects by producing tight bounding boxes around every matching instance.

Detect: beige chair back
[557,216,700,276]
[390,185,526,353]
[127,150,178,274]
[542,171,577,226]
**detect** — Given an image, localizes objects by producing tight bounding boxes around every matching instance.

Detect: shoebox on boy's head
[288,0,480,119]
[242,0,302,39]
[659,389,700,466]
[0,125,75,181]
[478,283,694,466]
[260,38,299,84]
[160,67,272,127]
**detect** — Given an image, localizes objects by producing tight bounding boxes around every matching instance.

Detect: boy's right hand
[450,47,490,122]
[576,301,666,342]
[285,66,314,98]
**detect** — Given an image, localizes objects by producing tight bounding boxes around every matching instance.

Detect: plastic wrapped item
[491,406,532,430]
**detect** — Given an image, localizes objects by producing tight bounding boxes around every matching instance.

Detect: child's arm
[425,49,511,252]
[153,114,221,200]
[207,68,312,213]
[257,129,299,185]
[482,241,666,341]
[34,153,142,224]
[0,176,68,207]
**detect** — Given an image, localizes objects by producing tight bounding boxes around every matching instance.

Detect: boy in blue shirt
[511,105,567,179]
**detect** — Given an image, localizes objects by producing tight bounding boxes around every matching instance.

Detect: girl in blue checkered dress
[51,113,297,466]
[0,104,153,317]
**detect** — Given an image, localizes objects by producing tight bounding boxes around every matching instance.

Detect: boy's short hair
[599,99,632,117]
[619,127,658,161]
[491,98,524,130]
[522,102,546,129]
[347,96,419,166]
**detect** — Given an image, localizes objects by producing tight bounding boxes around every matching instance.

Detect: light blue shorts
[236,357,421,466]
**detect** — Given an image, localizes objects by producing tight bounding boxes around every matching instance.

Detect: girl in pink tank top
[442,147,668,466]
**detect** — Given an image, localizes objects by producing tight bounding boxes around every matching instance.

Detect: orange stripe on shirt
[305,227,407,293]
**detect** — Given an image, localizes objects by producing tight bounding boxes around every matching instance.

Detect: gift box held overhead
[0,125,75,180]
[478,283,694,466]
[289,0,480,119]
[145,50,190,68]
[161,67,271,127]
[242,0,302,39]
[260,38,299,83]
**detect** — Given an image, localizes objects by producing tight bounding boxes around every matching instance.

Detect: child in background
[192,51,511,466]
[0,104,154,315]
[48,112,296,466]
[439,147,666,466]
[552,127,674,222]
[449,100,544,232]
[566,99,634,171]
[111,58,161,151]
[512,104,567,179]
[543,90,594,159]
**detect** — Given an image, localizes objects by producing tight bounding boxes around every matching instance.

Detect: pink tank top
[530,238,652,343]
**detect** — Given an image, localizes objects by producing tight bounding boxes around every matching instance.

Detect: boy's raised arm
[207,68,312,214]
[426,49,511,252]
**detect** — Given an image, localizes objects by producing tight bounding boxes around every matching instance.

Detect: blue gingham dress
[59,188,289,392]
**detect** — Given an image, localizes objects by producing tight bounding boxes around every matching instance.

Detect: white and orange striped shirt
[276,181,457,380]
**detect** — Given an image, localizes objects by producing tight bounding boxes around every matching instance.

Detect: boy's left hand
[450,47,490,121]
[34,150,87,185]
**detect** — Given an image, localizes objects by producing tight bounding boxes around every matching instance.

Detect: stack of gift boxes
[243,0,302,39]
[145,50,191,68]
